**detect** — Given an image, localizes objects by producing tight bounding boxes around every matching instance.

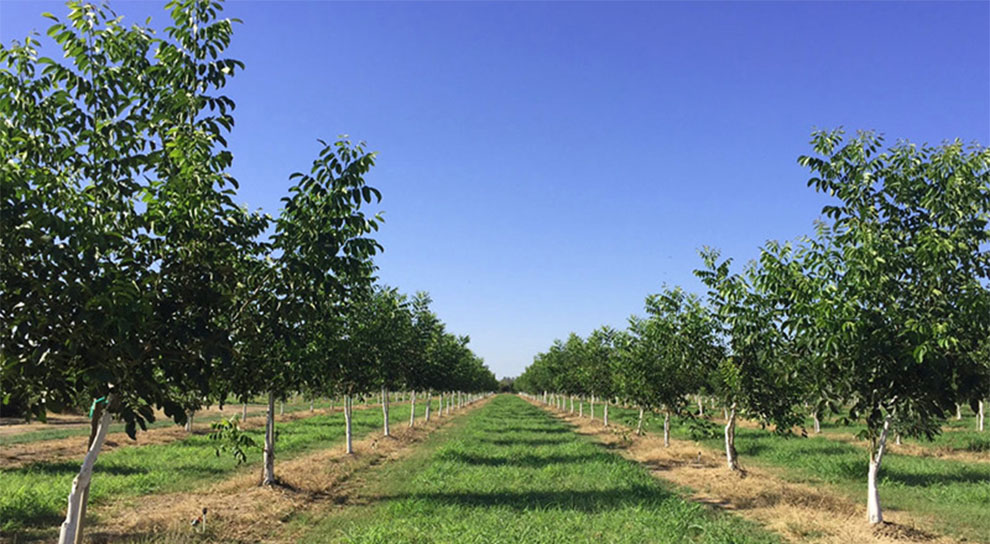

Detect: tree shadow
[477,437,572,447]
[374,485,674,513]
[437,450,608,468]
[12,460,149,477]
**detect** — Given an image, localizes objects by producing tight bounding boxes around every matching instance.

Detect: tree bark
[812,409,821,434]
[579,397,583,418]
[979,400,985,432]
[956,404,962,420]
[724,402,739,471]
[185,410,194,433]
[569,395,574,414]
[603,402,609,427]
[636,406,644,436]
[425,392,432,422]
[262,393,276,485]
[590,395,595,420]
[59,397,113,544]
[867,413,893,524]
[345,394,354,454]
[310,399,314,412]
[242,402,248,421]
[697,396,704,417]
[279,400,284,417]
[381,386,390,437]
[663,410,671,447]
[409,390,416,428]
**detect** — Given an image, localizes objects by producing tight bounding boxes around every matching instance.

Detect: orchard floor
[296,394,779,544]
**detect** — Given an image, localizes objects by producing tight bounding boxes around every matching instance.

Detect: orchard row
[517,130,990,526]
[0,1,496,542]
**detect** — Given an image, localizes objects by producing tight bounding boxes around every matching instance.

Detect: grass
[0,397,441,538]
[597,401,990,543]
[300,394,780,544]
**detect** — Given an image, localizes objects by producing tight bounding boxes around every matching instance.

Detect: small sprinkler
[191,507,208,533]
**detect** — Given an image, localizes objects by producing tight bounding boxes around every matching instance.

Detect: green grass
[301,395,780,544]
[598,402,990,543]
[0,397,442,538]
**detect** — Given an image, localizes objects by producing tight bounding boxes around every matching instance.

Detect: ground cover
[300,394,781,544]
[0,398,443,539]
[576,401,989,543]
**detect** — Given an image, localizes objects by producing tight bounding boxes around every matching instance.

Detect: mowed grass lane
[599,403,990,543]
[301,395,779,544]
[0,399,437,537]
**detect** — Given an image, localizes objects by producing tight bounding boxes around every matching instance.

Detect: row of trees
[0,1,495,542]
[517,130,990,525]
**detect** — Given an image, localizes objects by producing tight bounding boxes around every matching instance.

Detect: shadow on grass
[477,437,572,447]
[12,460,149,477]
[437,450,610,468]
[375,485,673,513]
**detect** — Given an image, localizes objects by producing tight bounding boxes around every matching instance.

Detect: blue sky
[3,1,988,378]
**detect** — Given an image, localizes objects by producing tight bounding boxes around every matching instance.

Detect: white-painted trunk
[57,400,112,544]
[345,395,354,454]
[724,402,739,471]
[663,410,671,447]
[185,410,194,433]
[979,401,985,432]
[310,399,314,412]
[382,387,390,437]
[636,407,644,436]
[867,413,892,524]
[697,396,704,417]
[262,393,276,485]
[579,398,583,417]
[279,400,284,417]
[425,392,432,422]
[242,402,248,421]
[409,390,416,427]
[604,403,609,427]
[445,392,451,416]
[570,396,574,414]
[956,404,962,420]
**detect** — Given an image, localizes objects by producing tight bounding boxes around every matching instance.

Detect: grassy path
[0,398,445,539]
[300,394,779,544]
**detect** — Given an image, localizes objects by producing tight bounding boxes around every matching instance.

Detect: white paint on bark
[867,413,893,524]
[724,402,739,471]
[979,400,985,432]
[636,407,644,436]
[345,394,354,454]
[185,410,194,433]
[663,410,671,447]
[425,392,432,422]
[262,393,276,485]
[603,402,609,427]
[409,390,416,427]
[242,402,248,421]
[381,387,390,437]
[58,400,112,544]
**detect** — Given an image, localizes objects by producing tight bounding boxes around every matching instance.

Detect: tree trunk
[956,403,962,420]
[603,402,609,427]
[425,392,432,422]
[409,390,416,428]
[867,413,893,524]
[445,392,451,416]
[724,402,739,471]
[262,393,276,485]
[579,398,583,418]
[242,402,248,421]
[697,396,704,417]
[345,395,354,454]
[979,400,985,432]
[590,395,595,420]
[279,400,284,417]
[58,396,113,544]
[663,410,671,447]
[310,399,314,412]
[570,395,574,414]
[438,392,444,417]
[636,406,644,436]
[185,410,194,433]
[382,386,390,437]
[813,409,821,434]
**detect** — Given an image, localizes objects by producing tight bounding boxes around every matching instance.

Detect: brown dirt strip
[531,399,959,544]
[1,401,397,469]
[78,397,490,544]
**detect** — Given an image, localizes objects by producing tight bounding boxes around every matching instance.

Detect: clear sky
[3,1,988,379]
